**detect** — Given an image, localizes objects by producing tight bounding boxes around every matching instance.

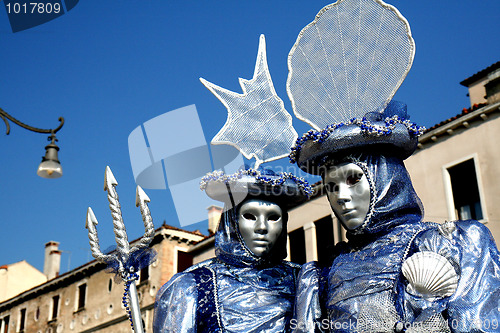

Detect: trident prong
[104,166,129,271]
[85,207,115,263]
[131,185,155,254]
[85,166,155,333]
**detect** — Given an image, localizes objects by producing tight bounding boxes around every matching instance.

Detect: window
[77,283,87,310]
[177,250,193,273]
[289,228,306,265]
[1,315,10,333]
[51,295,59,320]
[34,307,40,322]
[447,159,483,220]
[18,309,26,332]
[139,266,149,284]
[315,216,335,267]
[108,278,113,293]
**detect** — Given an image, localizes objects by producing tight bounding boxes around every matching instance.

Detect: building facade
[406,62,500,242]
[0,224,203,333]
[0,261,47,305]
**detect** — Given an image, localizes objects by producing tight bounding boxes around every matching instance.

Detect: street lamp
[0,107,65,179]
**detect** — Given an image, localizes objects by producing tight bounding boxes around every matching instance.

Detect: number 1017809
[6,2,62,14]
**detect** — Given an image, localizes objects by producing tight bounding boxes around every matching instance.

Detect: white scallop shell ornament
[402,251,459,299]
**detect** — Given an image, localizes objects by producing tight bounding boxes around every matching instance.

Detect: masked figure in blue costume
[286,0,500,332]
[153,171,310,332]
[153,32,312,332]
[294,127,500,332]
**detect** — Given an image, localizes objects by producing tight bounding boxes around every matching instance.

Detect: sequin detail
[193,266,223,332]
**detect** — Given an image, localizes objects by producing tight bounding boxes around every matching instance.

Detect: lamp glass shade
[37,160,63,179]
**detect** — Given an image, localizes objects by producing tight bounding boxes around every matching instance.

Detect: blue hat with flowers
[199,34,312,208]
[286,0,426,174]
[290,101,425,174]
[200,167,311,209]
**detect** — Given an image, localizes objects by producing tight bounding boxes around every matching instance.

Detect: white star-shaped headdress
[200,34,297,169]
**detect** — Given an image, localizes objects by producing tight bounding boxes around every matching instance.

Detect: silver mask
[238,199,283,257]
[324,162,371,230]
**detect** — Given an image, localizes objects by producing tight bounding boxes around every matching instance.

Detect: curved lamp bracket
[0,107,64,135]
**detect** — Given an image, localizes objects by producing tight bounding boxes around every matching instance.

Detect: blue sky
[0,1,498,275]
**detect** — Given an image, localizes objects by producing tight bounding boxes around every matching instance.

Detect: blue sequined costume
[293,154,500,333]
[153,204,299,333]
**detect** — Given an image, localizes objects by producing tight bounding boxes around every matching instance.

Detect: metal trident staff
[86,166,155,333]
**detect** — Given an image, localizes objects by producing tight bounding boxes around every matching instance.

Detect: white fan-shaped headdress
[287,0,415,130]
[288,0,425,173]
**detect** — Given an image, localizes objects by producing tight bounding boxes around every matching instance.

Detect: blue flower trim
[105,247,157,283]
[289,115,426,163]
[200,168,313,197]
